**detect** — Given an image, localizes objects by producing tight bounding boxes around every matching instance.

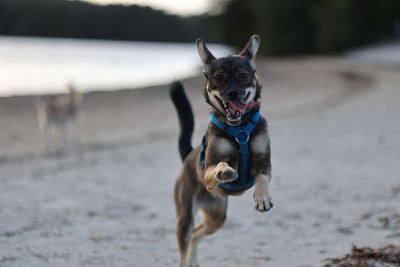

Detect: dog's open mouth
[217,97,256,126]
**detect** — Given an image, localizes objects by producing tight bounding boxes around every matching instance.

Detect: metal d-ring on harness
[199,111,262,192]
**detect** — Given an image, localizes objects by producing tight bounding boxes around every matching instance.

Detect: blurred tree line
[0,0,216,42]
[219,0,400,54]
[1,0,399,54]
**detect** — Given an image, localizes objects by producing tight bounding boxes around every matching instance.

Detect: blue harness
[199,111,261,192]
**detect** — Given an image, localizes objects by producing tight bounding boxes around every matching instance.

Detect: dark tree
[0,0,217,43]
[217,0,400,55]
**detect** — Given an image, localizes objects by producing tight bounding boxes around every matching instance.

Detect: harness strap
[200,112,261,192]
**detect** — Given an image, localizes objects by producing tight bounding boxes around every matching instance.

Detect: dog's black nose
[226,89,240,99]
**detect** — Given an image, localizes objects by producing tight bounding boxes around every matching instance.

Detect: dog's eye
[238,72,249,81]
[213,74,225,82]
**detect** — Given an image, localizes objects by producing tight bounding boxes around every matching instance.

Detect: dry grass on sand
[323,245,400,267]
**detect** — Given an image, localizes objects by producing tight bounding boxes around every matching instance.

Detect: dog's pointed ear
[239,35,260,67]
[196,38,216,72]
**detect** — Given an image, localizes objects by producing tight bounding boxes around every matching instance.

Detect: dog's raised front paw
[253,193,273,213]
[215,162,238,183]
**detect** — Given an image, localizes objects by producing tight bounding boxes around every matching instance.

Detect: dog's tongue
[230,100,256,112]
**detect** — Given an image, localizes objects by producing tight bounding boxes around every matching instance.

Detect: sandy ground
[0,57,399,267]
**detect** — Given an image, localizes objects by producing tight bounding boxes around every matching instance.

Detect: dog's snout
[226,89,240,99]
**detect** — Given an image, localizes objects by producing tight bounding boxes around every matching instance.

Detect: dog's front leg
[253,173,273,212]
[204,162,238,191]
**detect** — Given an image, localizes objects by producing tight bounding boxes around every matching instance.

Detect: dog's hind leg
[187,191,227,267]
[36,109,49,145]
[64,119,75,146]
[175,179,195,267]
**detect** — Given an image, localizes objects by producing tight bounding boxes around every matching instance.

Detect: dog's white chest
[250,133,269,154]
[215,133,268,155]
[215,138,235,154]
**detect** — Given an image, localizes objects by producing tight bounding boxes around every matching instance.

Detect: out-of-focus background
[0,1,400,266]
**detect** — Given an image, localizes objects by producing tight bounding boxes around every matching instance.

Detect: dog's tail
[170,81,194,161]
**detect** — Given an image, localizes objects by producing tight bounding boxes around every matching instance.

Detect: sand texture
[0,57,399,267]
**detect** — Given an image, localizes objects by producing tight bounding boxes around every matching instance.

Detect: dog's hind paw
[215,162,238,183]
[254,195,273,213]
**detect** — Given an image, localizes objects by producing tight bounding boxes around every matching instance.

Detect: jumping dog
[170,35,273,267]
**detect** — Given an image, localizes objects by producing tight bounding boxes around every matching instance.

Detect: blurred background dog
[33,83,82,146]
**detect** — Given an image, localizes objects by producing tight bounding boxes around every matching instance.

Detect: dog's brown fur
[33,83,82,145]
[171,35,272,267]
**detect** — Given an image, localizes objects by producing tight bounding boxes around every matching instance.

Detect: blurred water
[0,36,230,96]
[346,41,400,63]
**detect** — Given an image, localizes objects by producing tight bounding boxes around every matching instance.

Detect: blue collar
[200,111,261,192]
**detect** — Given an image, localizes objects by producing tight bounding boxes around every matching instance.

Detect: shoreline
[0,56,394,159]
[0,36,231,97]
